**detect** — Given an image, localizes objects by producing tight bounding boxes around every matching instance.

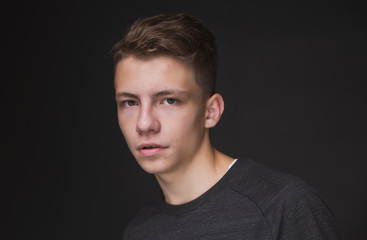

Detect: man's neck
[155,147,234,205]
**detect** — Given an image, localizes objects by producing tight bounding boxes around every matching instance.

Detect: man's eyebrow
[153,89,192,98]
[115,92,138,99]
[115,90,192,99]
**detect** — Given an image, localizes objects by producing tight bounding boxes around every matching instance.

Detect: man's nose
[136,105,160,135]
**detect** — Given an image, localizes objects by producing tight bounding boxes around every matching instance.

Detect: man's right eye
[122,100,137,107]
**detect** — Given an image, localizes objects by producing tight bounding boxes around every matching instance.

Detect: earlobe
[205,93,224,128]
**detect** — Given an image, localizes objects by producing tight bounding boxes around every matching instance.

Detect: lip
[137,143,168,157]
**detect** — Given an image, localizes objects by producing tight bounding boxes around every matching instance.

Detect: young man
[112,13,339,239]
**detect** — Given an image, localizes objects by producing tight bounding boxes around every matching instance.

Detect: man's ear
[205,93,224,128]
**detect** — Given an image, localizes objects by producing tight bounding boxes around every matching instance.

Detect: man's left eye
[163,98,177,105]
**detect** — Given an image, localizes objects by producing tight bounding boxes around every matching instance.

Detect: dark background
[2,0,366,239]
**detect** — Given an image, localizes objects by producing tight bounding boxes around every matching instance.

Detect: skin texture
[115,55,233,204]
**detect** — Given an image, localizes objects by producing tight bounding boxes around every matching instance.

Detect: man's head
[113,13,224,176]
[111,13,218,99]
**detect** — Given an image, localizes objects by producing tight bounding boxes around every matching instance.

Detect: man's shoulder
[229,158,311,203]
[230,159,329,215]
[123,204,160,239]
[229,159,339,239]
[126,204,160,228]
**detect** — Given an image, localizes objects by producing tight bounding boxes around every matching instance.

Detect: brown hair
[111,13,218,98]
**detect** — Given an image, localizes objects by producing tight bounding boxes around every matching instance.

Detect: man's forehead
[114,55,200,92]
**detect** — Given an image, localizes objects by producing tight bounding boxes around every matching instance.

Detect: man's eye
[163,98,178,105]
[122,100,137,107]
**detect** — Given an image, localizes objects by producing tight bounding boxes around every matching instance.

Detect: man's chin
[135,157,170,175]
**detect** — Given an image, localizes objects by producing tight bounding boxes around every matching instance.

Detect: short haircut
[111,13,218,98]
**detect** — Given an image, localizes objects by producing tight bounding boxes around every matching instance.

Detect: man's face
[115,55,208,175]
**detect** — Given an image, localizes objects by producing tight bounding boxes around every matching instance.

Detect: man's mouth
[142,146,159,149]
[137,144,167,156]
[138,144,163,150]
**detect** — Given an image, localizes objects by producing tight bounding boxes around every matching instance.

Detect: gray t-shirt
[123,159,339,239]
